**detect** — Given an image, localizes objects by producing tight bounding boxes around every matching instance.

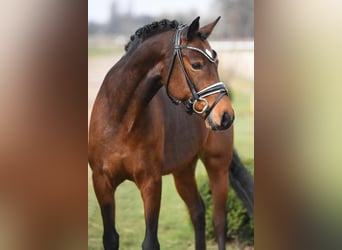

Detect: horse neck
[106,33,172,131]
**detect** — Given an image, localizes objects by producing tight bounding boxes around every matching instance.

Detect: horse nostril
[221,112,234,129]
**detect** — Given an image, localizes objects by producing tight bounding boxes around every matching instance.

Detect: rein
[165,24,229,119]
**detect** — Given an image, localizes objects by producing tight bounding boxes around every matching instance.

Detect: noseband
[165,24,229,119]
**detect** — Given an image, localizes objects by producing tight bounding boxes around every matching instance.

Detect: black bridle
[165,24,229,119]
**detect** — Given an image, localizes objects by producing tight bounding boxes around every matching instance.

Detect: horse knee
[213,218,226,233]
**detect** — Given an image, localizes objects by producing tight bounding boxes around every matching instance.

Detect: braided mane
[125,19,179,53]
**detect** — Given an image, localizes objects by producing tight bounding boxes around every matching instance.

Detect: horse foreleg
[139,176,162,250]
[206,167,229,250]
[173,163,206,250]
[92,171,120,250]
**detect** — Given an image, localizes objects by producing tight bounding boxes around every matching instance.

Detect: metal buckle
[192,97,209,114]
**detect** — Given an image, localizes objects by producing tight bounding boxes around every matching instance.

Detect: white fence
[210,41,254,51]
[211,41,254,81]
[88,36,254,81]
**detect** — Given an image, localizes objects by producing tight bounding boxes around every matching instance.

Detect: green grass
[232,88,254,160]
[88,175,195,250]
[88,51,254,249]
[88,174,243,250]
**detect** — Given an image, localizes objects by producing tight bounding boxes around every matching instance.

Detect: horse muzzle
[206,111,235,130]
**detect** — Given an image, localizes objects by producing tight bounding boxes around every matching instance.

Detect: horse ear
[186,16,200,41]
[198,16,221,40]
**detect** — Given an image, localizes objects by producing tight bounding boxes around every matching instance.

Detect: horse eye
[191,62,203,70]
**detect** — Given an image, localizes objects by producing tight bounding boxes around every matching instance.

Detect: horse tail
[229,150,254,218]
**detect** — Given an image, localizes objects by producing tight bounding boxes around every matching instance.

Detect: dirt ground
[88,55,120,123]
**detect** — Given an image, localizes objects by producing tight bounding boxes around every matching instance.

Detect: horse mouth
[205,112,234,131]
[206,115,219,130]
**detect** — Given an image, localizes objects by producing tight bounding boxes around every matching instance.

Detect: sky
[88,0,214,23]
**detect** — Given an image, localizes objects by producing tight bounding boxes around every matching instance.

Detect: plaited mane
[124,19,179,53]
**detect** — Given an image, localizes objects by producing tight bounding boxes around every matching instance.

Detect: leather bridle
[165,24,229,119]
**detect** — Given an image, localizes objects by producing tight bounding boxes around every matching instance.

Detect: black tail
[229,150,254,218]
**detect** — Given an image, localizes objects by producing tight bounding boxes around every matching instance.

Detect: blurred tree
[105,0,123,34]
[88,22,105,35]
[89,1,240,37]
[105,0,154,35]
[214,0,254,39]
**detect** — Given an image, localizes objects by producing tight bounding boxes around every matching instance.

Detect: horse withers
[89,16,239,250]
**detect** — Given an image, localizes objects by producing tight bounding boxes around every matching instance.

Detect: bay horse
[89,17,242,250]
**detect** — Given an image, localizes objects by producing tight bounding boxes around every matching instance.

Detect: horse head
[164,16,235,130]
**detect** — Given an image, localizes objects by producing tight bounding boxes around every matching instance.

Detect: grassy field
[88,44,254,249]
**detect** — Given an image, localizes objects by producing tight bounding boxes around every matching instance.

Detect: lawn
[88,46,254,249]
[88,173,247,250]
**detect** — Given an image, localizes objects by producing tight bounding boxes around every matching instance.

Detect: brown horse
[89,17,237,250]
